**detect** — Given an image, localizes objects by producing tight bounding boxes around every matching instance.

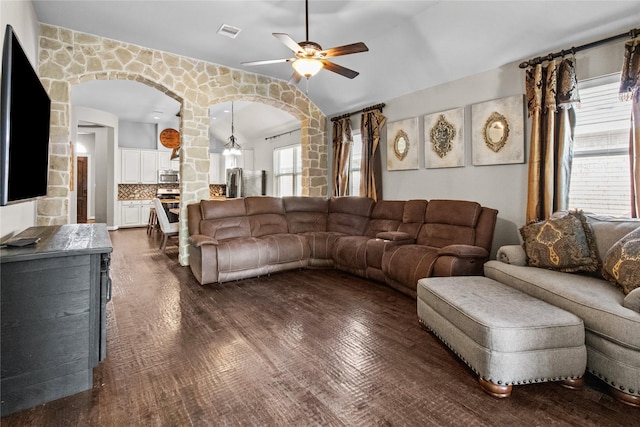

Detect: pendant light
[223,101,242,156]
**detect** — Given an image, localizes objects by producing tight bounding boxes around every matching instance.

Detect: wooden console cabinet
[1,224,113,416]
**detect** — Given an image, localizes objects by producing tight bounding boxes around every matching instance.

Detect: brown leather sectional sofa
[187,196,498,298]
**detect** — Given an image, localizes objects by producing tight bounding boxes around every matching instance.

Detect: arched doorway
[38,23,327,265]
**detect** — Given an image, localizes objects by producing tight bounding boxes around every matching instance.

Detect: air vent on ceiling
[217,24,242,39]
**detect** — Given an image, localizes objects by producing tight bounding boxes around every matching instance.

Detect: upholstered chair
[152,198,179,251]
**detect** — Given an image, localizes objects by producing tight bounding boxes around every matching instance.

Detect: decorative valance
[525,57,579,116]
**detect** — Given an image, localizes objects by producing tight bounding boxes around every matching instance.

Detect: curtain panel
[525,57,580,223]
[360,110,387,202]
[621,37,640,217]
[331,118,353,196]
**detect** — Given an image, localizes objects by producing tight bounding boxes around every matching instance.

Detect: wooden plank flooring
[1,228,637,426]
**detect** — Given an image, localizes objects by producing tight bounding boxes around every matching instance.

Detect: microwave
[158,170,179,184]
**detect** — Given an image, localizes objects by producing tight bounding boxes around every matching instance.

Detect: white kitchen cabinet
[158,150,180,171]
[140,151,158,183]
[140,200,154,227]
[121,149,141,184]
[120,149,158,184]
[119,200,154,227]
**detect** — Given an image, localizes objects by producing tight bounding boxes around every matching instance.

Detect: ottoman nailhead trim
[418,318,584,387]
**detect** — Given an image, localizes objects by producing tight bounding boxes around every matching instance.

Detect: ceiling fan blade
[273,33,304,54]
[321,60,359,79]
[241,58,294,66]
[288,72,302,85]
[320,42,369,58]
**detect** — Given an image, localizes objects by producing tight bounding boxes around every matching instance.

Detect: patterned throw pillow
[520,211,598,273]
[603,227,640,295]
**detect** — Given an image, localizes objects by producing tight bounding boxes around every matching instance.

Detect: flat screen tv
[0,24,51,206]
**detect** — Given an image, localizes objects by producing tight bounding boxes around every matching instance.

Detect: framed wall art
[471,94,525,165]
[424,107,464,169]
[387,117,419,170]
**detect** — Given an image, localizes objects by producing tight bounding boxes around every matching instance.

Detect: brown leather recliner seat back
[198,198,251,241]
[363,200,405,237]
[328,196,375,236]
[283,196,329,233]
[398,199,428,238]
[245,196,288,237]
[417,200,482,248]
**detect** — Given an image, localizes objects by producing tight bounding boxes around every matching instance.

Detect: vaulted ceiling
[33,1,640,140]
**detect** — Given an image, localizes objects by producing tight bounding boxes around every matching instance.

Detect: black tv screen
[0,24,51,206]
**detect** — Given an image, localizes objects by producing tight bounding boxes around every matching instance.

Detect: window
[568,75,632,217]
[273,144,301,196]
[349,133,362,196]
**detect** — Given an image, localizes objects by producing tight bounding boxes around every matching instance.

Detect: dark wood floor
[2,228,637,426]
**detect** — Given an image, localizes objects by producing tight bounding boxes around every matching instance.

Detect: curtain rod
[519,27,640,69]
[331,103,386,122]
[265,128,300,142]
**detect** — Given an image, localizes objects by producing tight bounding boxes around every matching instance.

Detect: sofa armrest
[189,234,219,247]
[496,245,527,266]
[438,244,488,259]
[376,231,415,243]
[432,245,489,277]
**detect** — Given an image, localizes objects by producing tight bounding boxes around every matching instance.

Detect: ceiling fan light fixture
[292,58,323,78]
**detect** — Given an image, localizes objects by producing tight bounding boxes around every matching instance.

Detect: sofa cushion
[585,214,640,263]
[519,211,598,273]
[382,244,439,293]
[398,199,427,238]
[283,196,329,233]
[624,287,640,313]
[363,200,405,237]
[484,260,640,350]
[417,200,481,248]
[201,216,251,241]
[299,231,343,262]
[327,197,374,235]
[603,227,640,295]
[249,214,288,237]
[333,235,370,271]
[201,198,246,219]
[245,196,285,215]
[261,233,310,264]
[215,237,271,272]
[199,199,252,240]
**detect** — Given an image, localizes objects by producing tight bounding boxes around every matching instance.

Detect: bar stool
[147,207,159,234]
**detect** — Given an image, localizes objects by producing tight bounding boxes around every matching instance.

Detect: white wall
[77,134,96,219]
[337,40,629,257]
[73,107,119,228]
[0,0,41,239]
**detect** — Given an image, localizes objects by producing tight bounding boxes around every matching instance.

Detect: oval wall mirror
[394,130,410,161]
[483,112,510,153]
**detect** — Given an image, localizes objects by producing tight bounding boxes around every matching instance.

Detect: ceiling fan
[241,0,368,84]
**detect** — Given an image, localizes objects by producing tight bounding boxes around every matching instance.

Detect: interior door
[77,156,88,223]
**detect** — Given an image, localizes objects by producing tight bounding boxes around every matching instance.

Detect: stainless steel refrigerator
[226,168,267,198]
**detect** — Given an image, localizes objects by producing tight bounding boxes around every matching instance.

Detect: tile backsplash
[118,184,226,200]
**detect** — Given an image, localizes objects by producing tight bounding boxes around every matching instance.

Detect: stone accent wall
[38,24,328,265]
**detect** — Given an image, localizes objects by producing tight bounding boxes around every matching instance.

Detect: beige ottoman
[417,276,587,398]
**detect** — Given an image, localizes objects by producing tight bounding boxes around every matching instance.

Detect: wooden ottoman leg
[560,377,584,390]
[611,388,640,407]
[479,378,512,398]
